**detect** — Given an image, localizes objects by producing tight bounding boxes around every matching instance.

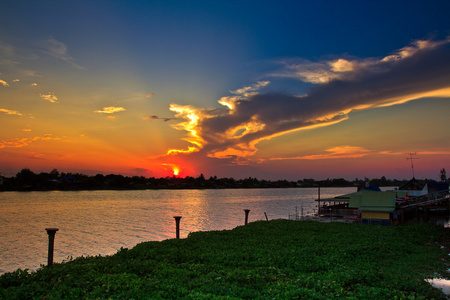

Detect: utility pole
[405,152,419,178]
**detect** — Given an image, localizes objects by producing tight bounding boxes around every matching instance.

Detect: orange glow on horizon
[161,163,186,177]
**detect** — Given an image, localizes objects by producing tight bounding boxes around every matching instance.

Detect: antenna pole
[405,152,418,178]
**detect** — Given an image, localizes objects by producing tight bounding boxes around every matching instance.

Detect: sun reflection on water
[0,187,354,274]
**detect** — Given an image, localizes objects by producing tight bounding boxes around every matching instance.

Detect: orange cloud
[0,108,22,116]
[94,106,126,114]
[266,148,450,162]
[294,146,372,160]
[40,93,58,103]
[0,134,61,149]
[0,79,9,87]
[255,146,373,163]
[167,147,199,155]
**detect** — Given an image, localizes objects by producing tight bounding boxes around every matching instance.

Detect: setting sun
[173,168,179,176]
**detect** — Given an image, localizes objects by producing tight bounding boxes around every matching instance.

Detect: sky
[1,0,450,181]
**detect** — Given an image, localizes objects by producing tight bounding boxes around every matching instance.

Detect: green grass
[1,220,450,299]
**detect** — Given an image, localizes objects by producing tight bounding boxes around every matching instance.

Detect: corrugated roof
[349,190,396,210]
[316,193,353,202]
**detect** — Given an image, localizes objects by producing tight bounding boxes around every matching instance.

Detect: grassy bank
[1,220,450,299]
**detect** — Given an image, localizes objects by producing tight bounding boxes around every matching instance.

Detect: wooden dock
[397,191,450,223]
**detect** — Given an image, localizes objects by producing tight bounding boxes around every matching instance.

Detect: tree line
[0,168,409,191]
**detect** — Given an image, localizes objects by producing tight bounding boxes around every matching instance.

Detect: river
[0,187,355,274]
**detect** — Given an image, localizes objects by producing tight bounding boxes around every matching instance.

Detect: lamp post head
[45,228,59,235]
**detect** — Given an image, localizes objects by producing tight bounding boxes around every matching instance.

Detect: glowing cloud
[146,93,155,98]
[329,59,354,72]
[269,146,372,161]
[230,81,270,96]
[167,147,198,155]
[0,108,22,116]
[168,104,205,153]
[166,38,450,164]
[0,134,60,149]
[0,79,9,87]
[94,106,126,114]
[40,93,58,103]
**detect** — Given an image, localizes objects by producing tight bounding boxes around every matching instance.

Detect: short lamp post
[173,216,182,239]
[45,228,59,267]
[244,209,250,225]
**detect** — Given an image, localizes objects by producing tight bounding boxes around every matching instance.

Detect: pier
[397,190,450,224]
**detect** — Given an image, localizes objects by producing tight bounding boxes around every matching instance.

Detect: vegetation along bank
[1,220,450,299]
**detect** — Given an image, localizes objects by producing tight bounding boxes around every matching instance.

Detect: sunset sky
[1,1,450,180]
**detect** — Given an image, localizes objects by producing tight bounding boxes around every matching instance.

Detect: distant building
[397,178,449,197]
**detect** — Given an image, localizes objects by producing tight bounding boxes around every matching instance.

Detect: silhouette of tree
[15,168,36,190]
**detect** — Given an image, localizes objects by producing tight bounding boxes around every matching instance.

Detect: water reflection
[0,187,354,274]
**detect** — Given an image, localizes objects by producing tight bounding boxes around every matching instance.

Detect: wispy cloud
[0,108,23,116]
[269,146,372,161]
[230,81,270,96]
[0,79,9,87]
[266,147,450,162]
[142,115,176,122]
[166,38,450,163]
[0,42,20,67]
[0,134,60,149]
[24,70,43,77]
[40,37,83,69]
[0,73,9,87]
[146,93,155,98]
[40,93,58,103]
[94,106,126,114]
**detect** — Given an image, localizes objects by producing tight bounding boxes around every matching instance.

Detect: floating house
[317,178,449,225]
[317,190,399,225]
[348,190,398,225]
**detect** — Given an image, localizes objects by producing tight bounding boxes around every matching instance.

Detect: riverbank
[1,220,450,299]
[2,169,406,191]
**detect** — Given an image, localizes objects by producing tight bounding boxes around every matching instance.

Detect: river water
[0,187,355,274]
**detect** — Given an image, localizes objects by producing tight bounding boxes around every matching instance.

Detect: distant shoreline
[0,185,365,192]
[0,168,408,192]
